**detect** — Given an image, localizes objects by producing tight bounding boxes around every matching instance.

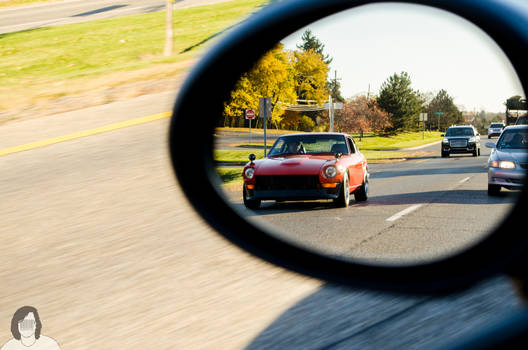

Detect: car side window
[347,138,356,154]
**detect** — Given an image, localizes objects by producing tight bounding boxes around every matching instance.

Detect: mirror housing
[249,153,256,162]
[169,0,528,295]
[485,142,496,149]
[334,152,343,159]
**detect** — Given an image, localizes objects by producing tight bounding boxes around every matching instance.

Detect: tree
[223,44,297,126]
[377,72,422,132]
[336,96,391,138]
[296,29,332,65]
[426,89,464,130]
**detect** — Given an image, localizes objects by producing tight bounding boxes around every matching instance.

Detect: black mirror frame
[169,0,528,294]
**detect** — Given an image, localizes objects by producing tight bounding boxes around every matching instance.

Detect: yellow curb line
[0,111,171,157]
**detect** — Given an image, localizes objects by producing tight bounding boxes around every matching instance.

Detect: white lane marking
[458,176,471,184]
[386,204,423,222]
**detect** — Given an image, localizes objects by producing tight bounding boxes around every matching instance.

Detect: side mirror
[440,134,445,137]
[170,0,528,295]
[334,152,343,159]
[249,153,256,162]
[485,142,496,149]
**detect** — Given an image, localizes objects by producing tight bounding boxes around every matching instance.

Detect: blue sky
[280,2,525,113]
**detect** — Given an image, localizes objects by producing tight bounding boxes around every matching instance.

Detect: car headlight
[469,137,476,143]
[490,160,516,169]
[324,166,337,178]
[442,138,449,144]
[244,167,255,179]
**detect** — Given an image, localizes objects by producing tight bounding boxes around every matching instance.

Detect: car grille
[449,139,467,148]
[255,175,320,190]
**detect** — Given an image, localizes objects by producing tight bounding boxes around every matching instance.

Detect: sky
[280,2,525,113]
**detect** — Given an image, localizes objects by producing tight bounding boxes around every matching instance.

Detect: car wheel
[334,173,350,208]
[441,151,449,158]
[243,185,261,209]
[473,148,478,157]
[488,184,501,196]
[354,176,369,202]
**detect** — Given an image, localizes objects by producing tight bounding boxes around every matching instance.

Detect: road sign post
[434,111,444,131]
[245,109,255,145]
[259,97,271,157]
[419,113,428,139]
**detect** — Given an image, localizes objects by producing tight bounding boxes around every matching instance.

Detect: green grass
[0,0,58,8]
[216,167,244,184]
[215,149,265,163]
[351,131,442,150]
[0,0,268,109]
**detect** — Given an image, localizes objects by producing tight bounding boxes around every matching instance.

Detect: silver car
[486,125,528,195]
[487,122,505,138]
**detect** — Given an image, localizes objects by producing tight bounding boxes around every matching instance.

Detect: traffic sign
[245,109,255,120]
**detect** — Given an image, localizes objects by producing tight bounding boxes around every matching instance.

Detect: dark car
[441,125,481,157]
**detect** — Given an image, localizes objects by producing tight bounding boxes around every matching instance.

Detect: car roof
[278,132,349,137]
[503,125,528,130]
[447,125,475,128]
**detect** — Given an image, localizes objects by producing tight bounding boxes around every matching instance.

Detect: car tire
[354,176,369,202]
[473,148,478,157]
[488,184,501,196]
[243,185,261,209]
[441,151,449,158]
[334,173,350,208]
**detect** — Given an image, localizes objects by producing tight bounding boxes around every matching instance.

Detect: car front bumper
[488,167,526,189]
[246,186,341,201]
[442,143,477,154]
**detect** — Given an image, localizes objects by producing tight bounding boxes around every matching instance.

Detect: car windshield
[268,135,348,156]
[496,129,528,149]
[445,127,474,137]
[490,123,504,128]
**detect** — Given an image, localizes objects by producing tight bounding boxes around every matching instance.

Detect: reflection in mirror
[214,3,526,265]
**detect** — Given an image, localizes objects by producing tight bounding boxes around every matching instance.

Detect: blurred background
[0,0,526,349]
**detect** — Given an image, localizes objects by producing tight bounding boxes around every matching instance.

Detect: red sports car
[242,132,369,209]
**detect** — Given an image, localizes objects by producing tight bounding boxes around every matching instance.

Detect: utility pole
[164,0,174,56]
[329,95,334,132]
[331,70,342,101]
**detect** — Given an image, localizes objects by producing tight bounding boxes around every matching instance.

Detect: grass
[0,0,269,110]
[215,149,265,163]
[216,167,244,185]
[351,131,442,150]
[0,0,58,8]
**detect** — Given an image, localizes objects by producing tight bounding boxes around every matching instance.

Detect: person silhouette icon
[1,307,61,350]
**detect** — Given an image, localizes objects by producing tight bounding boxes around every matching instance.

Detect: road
[226,142,519,264]
[0,92,524,349]
[0,0,236,34]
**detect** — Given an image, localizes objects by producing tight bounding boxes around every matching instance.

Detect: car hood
[252,155,334,175]
[493,148,528,163]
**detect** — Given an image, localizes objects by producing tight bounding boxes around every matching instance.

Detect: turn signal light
[321,183,338,188]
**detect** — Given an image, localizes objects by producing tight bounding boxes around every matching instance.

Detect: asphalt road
[0,0,235,34]
[0,92,525,349]
[227,141,519,264]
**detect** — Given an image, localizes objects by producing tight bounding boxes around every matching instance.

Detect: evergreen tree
[377,72,422,132]
[296,29,332,65]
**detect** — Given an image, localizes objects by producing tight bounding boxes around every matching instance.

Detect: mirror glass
[214,3,526,265]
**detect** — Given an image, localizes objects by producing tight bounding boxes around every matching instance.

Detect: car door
[347,137,364,188]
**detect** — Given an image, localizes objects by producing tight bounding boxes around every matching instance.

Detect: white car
[486,125,528,195]
[487,122,505,138]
